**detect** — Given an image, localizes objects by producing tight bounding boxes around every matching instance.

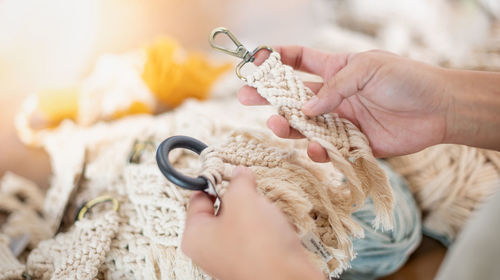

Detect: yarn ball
[142,37,231,108]
[341,160,422,280]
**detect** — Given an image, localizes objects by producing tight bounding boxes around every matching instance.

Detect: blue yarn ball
[341,160,422,280]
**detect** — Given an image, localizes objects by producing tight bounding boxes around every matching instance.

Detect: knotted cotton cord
[199,131,387,275]
[0,106,418,279]
[245,52,393,229]
[387,144,500,245]
[26,210,119,280]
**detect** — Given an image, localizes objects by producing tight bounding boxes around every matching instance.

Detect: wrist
[442,68,500,150]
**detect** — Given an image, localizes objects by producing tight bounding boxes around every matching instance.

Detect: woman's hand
[238,46,454,160]
[182,167,323,280]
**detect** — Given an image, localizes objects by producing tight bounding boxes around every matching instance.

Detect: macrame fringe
[245,52,393,230]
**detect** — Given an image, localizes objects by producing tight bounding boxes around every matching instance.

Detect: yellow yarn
[37,87,79,124]
[142,37,231,108]
[19,37,230,140]
[35,88,151,126]
[111,101,152,120]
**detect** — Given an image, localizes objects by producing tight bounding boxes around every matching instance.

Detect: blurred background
[0,1,499,278]
[0,0,324,186]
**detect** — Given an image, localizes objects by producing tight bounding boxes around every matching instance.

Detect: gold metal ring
[77,195,119,221]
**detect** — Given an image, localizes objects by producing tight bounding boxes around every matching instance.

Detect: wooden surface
[0,94,447,279]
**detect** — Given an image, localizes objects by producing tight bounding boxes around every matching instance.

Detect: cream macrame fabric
[0,83,395,279]
[246,52,393,230]
[27,211,119,279]
[0,173,51,252]
[1,73,498,279]
[200,131,369,273]
[387,144,500,245]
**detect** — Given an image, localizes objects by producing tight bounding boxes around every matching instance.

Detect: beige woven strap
[0,172,53,248]
[199,132,377,274]
[245,52,393,229]
[27,211,119,280]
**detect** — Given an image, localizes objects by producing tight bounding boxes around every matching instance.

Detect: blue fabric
[423,228,452,247]
[341,160,422,280]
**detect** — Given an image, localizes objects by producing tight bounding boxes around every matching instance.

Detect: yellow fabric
[142,37,231,108]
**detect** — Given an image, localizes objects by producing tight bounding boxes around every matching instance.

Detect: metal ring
[77,195,120,221]
[128,139,156,164]
[236,45,274,81]
[156,136,209,191]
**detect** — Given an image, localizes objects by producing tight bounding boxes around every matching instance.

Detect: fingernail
[302,96,319,114]
[232,166,246,177]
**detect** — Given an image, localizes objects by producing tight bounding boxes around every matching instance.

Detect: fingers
[186,191,215,222]
[302,68,351,116]
[302,52,381,116]
[238,82,322,106]
[267,115,304,139]
[238,86,269,105]
[307,142,329,162]
[255,46,349,79]
[229,166,257,192]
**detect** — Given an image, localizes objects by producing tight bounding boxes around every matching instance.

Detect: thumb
[302,61,366,116]
[227,166,257,194]
[186,191,215,222]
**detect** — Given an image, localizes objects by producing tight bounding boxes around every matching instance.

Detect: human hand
[182,166,323,280]
[238,46,453,160]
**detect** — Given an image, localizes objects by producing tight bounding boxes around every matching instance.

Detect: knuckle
[354,50,377,64]
[323,76,337,91]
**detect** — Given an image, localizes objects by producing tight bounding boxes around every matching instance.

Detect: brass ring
[77,195,119,221]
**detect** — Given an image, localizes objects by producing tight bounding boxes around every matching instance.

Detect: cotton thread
[387,144,500,245]
[1,101,418,279]
[245,52,394,230]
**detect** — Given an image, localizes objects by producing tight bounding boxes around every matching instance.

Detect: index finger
[253,46,350,79]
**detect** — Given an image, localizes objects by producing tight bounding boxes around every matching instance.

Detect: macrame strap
[199,132,293,187]
[246,52,393,228]
[198,132,363,274]
[27,211,119,280]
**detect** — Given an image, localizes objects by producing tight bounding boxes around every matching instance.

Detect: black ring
[156,136,209,191]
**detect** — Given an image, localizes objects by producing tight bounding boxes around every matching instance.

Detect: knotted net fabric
[199,129,398,275]
[27,211,119,279]
[0,96,420,279]
[0,52,400,279]
[245,52,393,229]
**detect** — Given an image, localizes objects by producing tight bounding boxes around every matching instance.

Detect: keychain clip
[209,27,273,81]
